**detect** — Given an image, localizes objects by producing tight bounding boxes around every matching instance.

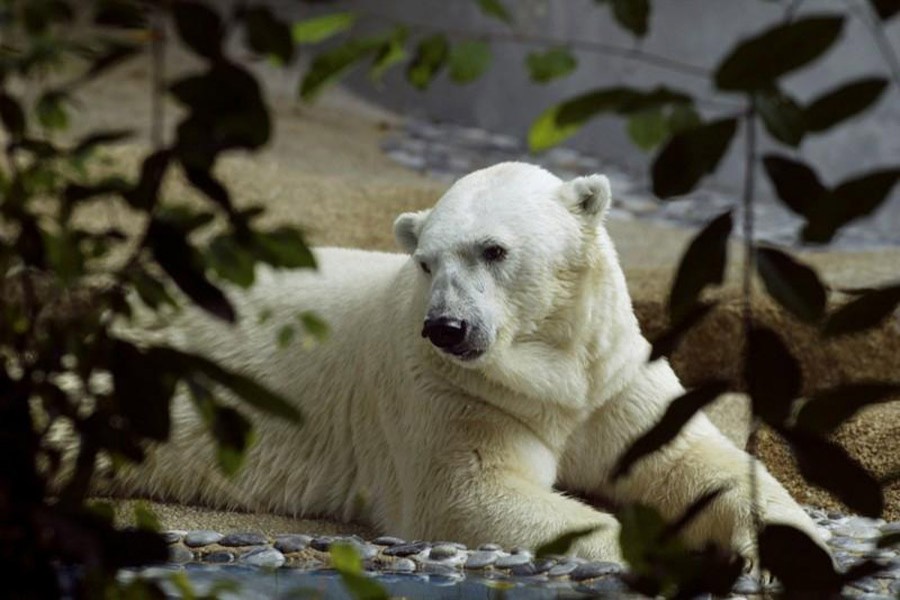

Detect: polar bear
[115,162,822,564]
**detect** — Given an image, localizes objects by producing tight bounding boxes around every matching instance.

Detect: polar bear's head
[394,162,611,366]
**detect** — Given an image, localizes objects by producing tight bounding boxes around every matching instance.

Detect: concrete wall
[323,0,900,243]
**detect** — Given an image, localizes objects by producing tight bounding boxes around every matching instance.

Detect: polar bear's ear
[393,209,430,254]
[558,174,612,223]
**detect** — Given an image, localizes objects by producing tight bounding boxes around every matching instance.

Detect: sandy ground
[54,45,900,530]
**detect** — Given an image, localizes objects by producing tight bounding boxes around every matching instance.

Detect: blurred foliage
[3,0,900,598]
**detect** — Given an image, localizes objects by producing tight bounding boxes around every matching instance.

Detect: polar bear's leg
[558,360,823,560]
[417,467,623,561]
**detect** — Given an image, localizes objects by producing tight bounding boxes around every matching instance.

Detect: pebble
[882,523,900,535]
[732,575,763,595]
[391,558,416,573]
[203,551,234,564]
[478,543,502,551]
[569,561,621,582]
[428,544,458,560]
[420,561,458,575]
[161,531,183,544]
[547,561,579,577]
[494,553,532,568]
[219,532,268,547]
[383,541,429,557]
[310,536,334,552]
[239,547,285,569]
[183,530,223,547]
[464,550,499,569]
[167,545,192,564]
[373,536,405,546]
[274,534,311,553]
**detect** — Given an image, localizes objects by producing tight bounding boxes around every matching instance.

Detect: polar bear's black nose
[422,317,467,350]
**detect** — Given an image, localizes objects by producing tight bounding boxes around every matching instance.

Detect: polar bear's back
[119,247,413,523]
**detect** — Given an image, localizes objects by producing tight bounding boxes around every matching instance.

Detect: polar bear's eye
[419,261,431,275]
[482,245,507,263]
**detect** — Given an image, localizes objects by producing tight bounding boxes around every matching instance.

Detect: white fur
[111,162,823,562]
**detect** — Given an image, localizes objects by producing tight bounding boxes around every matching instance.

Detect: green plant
[296,0,900,595]
[0,1,313,597]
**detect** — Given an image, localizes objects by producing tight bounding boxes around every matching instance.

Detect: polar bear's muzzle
[421,316,484,361]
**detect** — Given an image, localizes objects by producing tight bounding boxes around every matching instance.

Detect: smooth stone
[168,546,193,564]
[274,534,312,553]
[391,558,416,573]
[509,562,539,576]
[548,561,579,577]
[834,525,882,540]
[433,541,467,551]
[240,547,285,569]
[576,576,627,594]
[733,575,762,595]
[184,530,223,548]
[510,546,532,556]
[204,551,234,564]
[464,550,499,569]
[310,537,334,552]
[478,543,502,551]
[219,532,268,547]
[349,542,379,560]
[494,553,532,568]
[881,523,900,535]
[831,537,875,553]
[429,544,458,560]
[890,580,900,595]
[570,561,622,582]
[162,531,183,544]
[854,595,893,600]
[383,541,429,557]
[373,536,405,546]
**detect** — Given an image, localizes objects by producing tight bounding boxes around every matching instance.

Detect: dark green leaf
[535,526,601,558]
[299,311,329,341]
[128,270,177,310]
[124,150,170,210]
[277,324,296,348]
[805,78,888,132]
[155,204,215,234]
[476,0,513,24]
[369,27,408,82]
[667,211,732,323]
[0,93,26,139]
[183,167,233,215]
[823,283,900,337]
[617,504,667,568]
[714,17,845,91]
[148,219,236,322]
[526,47,577,83]
[242,6,294,64]
[759,525,842,592]
[627,109,668,150]
[869,0,900,20]
[756,246,826,323]
[666,104,702,135]
[756,87,805,147]
[762,154,827,217]
[292,12,357,44]
[448,41,491,84]
[211,406,254,477]
[796,383,900,435]
[609,0,651,37]
[133,503,161,532]
[407,34,449,90]
[72,129,133,155]
[111,340,175,441]
[155,347,302,423]
[36,91,69,130]
[250,226,316,269]
[528,86,692,152]
[649,302,715,361]
[23,0,73,34]
[207,235,256,288]
[300,37,382,100]
[94,0,146,29]
[780,428,883,517]
[613,381,729,480]
[746,326,802,427]
[172,1,223,60]
[651,118,738,198]
[804,169,900,243]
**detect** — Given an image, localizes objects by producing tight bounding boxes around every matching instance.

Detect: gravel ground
[123,507,900,599]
